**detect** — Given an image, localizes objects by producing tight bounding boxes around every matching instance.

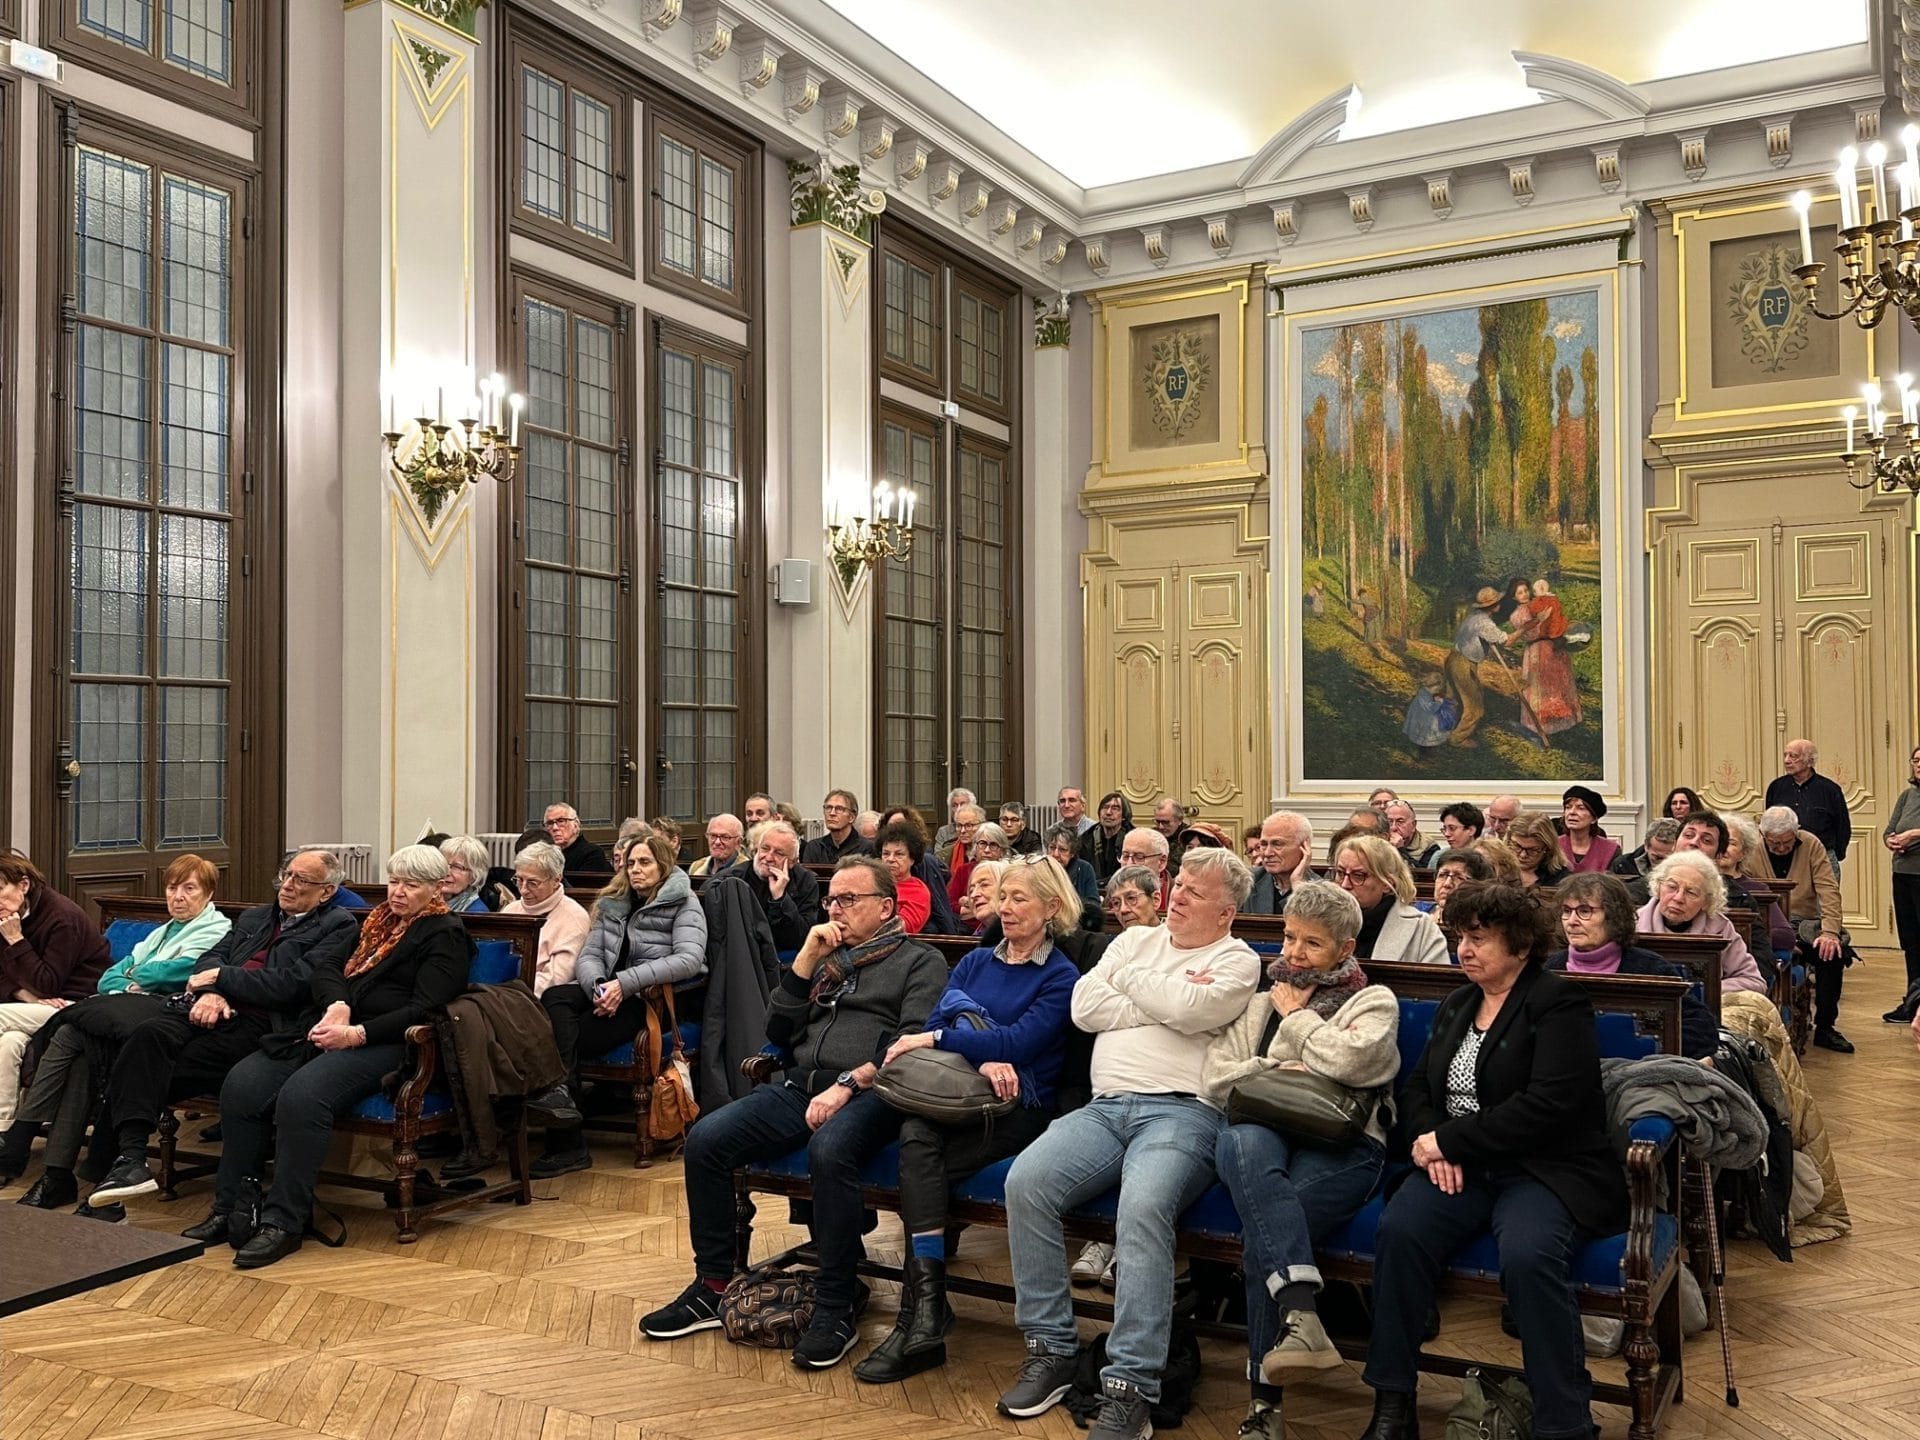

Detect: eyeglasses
[1119,850,1158,863]
[823,803,853,815]
[1560,903,1601,921]
[824,892,885,909]
[277,872,331,890]
[1330,867,1374,885]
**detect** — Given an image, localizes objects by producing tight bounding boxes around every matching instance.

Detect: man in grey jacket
[641,856,947,1370]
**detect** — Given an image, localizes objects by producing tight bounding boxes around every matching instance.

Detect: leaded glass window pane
[161,344,228,511]
[161,176,230,346]
[660,348,695,467]
[159,685,226,844]
[574,317,613,446]
[576,446,615,575]
[73,683,146,850]
[576,575,615,702]
[574,707,615,826]
[658,136,696,276]
[570,92,614,240]
[77,148,151,327]
[700,156,734,289]
[524,433,568,566]
[957,293,980,394]
[909,267,935,372]
[661,584,696,705]
[163,0,232,85]
[882,256,910,365]
[660,467,695,589]
[522,66,566,222]
[159,514,228,679]
[525,701,569,823]
[73,504,148,675]
[702,361,733,476]
[524,298,567,430]
[80,0,152,51]
[77,325,150,502]
[525,566,568,696]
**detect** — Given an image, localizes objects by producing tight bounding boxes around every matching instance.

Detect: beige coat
[1201,983,1401,1145]
[1769,830,1844,937]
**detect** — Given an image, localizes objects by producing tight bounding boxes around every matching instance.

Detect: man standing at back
[1765,740,1851,881]
[997,848,1260,1440]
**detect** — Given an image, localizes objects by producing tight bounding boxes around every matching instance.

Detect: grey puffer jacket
[574,868,708,998]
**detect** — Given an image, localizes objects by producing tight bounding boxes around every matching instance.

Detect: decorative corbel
[1346,187,1375,233]
[735,34,782,96]
[956,177,991,223]
[1014,215,1045,250]
[858,114,896,162]
[637,0,683,43]
[819,86,860,140]
[1140,224,1170,267]
[1760,115,1793,168]
[1424,172,1453,220]
[1081,234,1110,276]
[1270,200,1301,245]
[1855,104,1882,144]
[987,198,1019,235]
[925,157,962,202]
[688,3,737,69]
[779,57,823,126]
[1591,145,1622,194]
[1203,214,1234,256]
[1506,158,1536,206]
[1677,130,1708,182]
[1034,293,1071,348]
[893,134,930,187]
[1038,232,1069,267]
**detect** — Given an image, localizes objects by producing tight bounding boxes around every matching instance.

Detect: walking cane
[1486,643,1550,750]
[1694,1157,1740,1406]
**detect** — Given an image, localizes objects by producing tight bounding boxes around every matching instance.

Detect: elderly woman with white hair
[1635,850,1768,994]
[437,834,492,913]
[1717,812,1797,954]
[957,858,1007,935]
[213,844,475,1269]
[945,821,1012,914]
[501,842,591,996]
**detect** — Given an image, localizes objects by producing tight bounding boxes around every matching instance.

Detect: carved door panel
[1106,571,1176,809]
[1184,567,1259,842]
[1673,535,1776,813]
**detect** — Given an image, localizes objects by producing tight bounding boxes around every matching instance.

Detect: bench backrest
[1633,931,1723,1013]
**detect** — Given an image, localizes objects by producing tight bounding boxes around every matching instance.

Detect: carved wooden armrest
[740,1053,780,1087]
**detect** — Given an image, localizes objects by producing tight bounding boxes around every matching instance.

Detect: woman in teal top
[99,857,233,993]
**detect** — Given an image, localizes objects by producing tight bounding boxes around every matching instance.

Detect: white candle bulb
[1843,405,1856,453]
[508,392,523,447]
[1870,142,1890,223]
[1790,190,1813,266]
[902,489,916,530]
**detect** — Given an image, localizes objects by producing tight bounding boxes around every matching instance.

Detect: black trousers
[109,1009,271,1142]
[1893,872,1920,991]
[541,982,651,1081]
[895,1107,1052,1234]
[1809,947,1846,1031]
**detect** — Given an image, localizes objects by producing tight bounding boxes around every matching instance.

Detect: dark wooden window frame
[643,103,755,321]
[497,265,637,840]
[0,0,20,38]
[952,428,1021,806]
[45,0,260,128]
[0,78,15,845]
[876,226,946,395]
[951,264,1015,423]
[644,311,765,821]
[31,66,286,905]
[871,402,948,818]
[504,22,634,275]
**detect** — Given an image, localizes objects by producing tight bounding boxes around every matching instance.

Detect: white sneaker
[1071,1240,1115,1288]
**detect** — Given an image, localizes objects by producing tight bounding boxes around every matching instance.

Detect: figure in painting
[1504,578,1582,739]
[1442,588,1507,747]
[1402,674,1455,749]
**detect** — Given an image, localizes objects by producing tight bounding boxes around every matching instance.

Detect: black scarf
[1264,956,1370,1019]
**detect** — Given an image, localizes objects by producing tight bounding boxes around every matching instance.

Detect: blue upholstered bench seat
[353,1087,453,1122]
[105,918,164,961]
[592,1021,702,1067]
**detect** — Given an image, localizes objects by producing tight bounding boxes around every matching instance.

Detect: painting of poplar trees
[1297,290,1606,781]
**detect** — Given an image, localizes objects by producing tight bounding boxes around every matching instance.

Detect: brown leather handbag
[645,987,700,1143]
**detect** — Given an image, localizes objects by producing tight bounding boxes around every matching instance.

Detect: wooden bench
[1634,931,1725,1015]
[96,895,545,1241]
[732,960,1688,1439]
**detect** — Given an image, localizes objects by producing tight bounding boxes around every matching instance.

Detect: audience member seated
[544,804,612,881]
[877,823,934,935]
[1242,823,1264,865]
[1358,882,1623,1440]
[1557,786,1620,873]
[1759,805,1852,1052]
[1000,802,1044,856]
[958,860,1007,935]
[0,854,112,1138]
[1329,836,1449,966]
[213,844,473,1269]
[501,842,591,996]
[1484,794,1521,839]
[1437,802,1485,848]
[1549,873,1716,1058]
[640,858,947,1367]
[1153,798,1188,876]
[1662,786,1706,823]
[932,787,977,858]
[689,813,746,877]
[1177,820,1235,862]
[648,815,684,861]
[535,832,708,1176]
[882,807,961,934]
[856,810,882,843]
[1672,811,1729,864]
[1057,786,1095,837]
[1611,818,1680,902]
[1103,866,1163,930]
[610,818,652,873]
[1425,847,1494,934]
[1470,837,1525,886]
[1385,801,1440,869]
[802,790,873,864]
[1045,824,1103,927]
[742,793,777,828]
[1115,827,1171,915]
[1345,807,1388,841]
[1079,791,1133,884]
[1204,880,1400,1439]
[946,822,1011,911]
[20,852,358,1224]
[1247,811,1314,915]
[1506,813,1570,889]
[436,835,492,913]
[729,820,821,952]
[1368,788,1399,810]
[944,804,987,877]
[1717,814,1796,953]
[775,801,808,833]
[1637,851,1768,996]
[855,857,1082,1385]
[996,849,1259,1437]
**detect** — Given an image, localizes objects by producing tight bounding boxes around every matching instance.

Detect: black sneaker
[181,1208,233,1245]
[1813,1028,1855,1053]
[1087,1377,1154,1440]
[88,1154,159,1204]
[790,1313,859,1369]
[997,1337,1080,1418]
[529,1146,592,1179]
[16,1169,79,1209]
[233,1224,303,1270]
[525,1085,581,1125]
[75,1198,128,1224]
[639,1278,726,1339]
[1883,1003,1917,1024]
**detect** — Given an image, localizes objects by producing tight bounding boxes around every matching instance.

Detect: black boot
[901,1254,955,1354]
[853,1267,944,1384]
[0,1120,40,1186]
[1357,1387,1422,1440]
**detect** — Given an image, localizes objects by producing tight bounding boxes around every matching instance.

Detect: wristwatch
[835,1070,862,1095]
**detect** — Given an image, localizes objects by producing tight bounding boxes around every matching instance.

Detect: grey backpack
[870,1012,1016,1124]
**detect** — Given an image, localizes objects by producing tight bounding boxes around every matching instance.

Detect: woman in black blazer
[1358,882,1624,1440]
[204,844,472,1270]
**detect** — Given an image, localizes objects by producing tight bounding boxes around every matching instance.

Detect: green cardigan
[98,905,234,994]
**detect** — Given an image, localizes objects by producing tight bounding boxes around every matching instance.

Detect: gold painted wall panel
[1188,635,1248,813]
[1692,616,1765,812]
[1113,640,1173,805]
[1688,539,1759,605]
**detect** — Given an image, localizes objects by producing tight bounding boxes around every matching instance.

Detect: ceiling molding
[1512,51,1650,121]
[1235,85,1361,188]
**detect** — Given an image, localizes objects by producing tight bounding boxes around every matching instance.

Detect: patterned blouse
[1444,1026,1486,1118]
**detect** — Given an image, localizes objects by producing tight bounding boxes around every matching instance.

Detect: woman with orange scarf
[205,844,472,1270]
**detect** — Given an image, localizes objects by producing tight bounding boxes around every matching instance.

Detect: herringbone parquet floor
[5,958,1917,1440]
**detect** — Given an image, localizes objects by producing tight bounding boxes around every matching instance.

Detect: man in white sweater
[996,847,1260,1440]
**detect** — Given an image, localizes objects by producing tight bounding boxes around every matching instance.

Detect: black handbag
[1226,1068,1374,1149]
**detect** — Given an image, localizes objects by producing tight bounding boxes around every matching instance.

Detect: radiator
[476,833,526,868]
[301,843,377,884]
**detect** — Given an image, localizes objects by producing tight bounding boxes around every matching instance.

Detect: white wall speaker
[773,558,813,606]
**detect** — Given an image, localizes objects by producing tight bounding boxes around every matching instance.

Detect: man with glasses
[542,804,611,882]
[734,820,821,951]
[1484,795,1521,840]
[932,788,978,858]
[1117,829,1172,916]
[1058,787,1095,837]
[642,857,947,1368]
[689,814,746,877]
[801,789,872,865]
[1246,811,1313,915]
[87,851,363,1227]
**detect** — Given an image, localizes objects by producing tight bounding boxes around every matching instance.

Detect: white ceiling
[818,0,1872,188]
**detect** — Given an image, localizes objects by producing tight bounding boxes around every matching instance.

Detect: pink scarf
[1564,940,1622,975]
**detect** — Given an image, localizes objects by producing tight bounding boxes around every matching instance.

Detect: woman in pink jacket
[1634,850,1768,994]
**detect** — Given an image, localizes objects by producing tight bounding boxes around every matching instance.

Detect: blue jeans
[1005,1094,1223,1401]
[1364,1168,1595,1439]
[681,1080,900,1317]
[1215,1123,1384,1371]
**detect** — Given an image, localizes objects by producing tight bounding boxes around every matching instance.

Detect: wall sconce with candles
[383,369,523,525]
[824,474,916,606]
[1838,377,1920,496]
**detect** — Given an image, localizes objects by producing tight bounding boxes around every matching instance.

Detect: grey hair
[756,819,800,857]
[1042,823,1079,850]
[616,816,650,846]
[954,804,986,824]
[1758,805,1800,837]
[1266,810,1314,846]
[512,840,566,881]
[1648,818,1682,844]
[1282,878,1364,946]
[1177,846,1255,906]
[439,834,490,878]
[998,801,1027,820]
[948,787,976,806]
[968,859,1008,893]
[387,843,450,884]
[1721,812,1763,860]
[1648,850,1727,915]
[972,822,1011,853]
[1125,826,1170,858]
[1106,864,1162,903]
[288,847,347,888]
[543,803,579,820]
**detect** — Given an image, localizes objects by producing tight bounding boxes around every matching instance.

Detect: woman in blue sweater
[855,854,1081,1385]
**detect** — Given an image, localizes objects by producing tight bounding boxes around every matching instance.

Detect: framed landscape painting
[1283,275,1621,786]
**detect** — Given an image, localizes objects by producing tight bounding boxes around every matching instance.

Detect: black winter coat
[269,911,472,1054]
